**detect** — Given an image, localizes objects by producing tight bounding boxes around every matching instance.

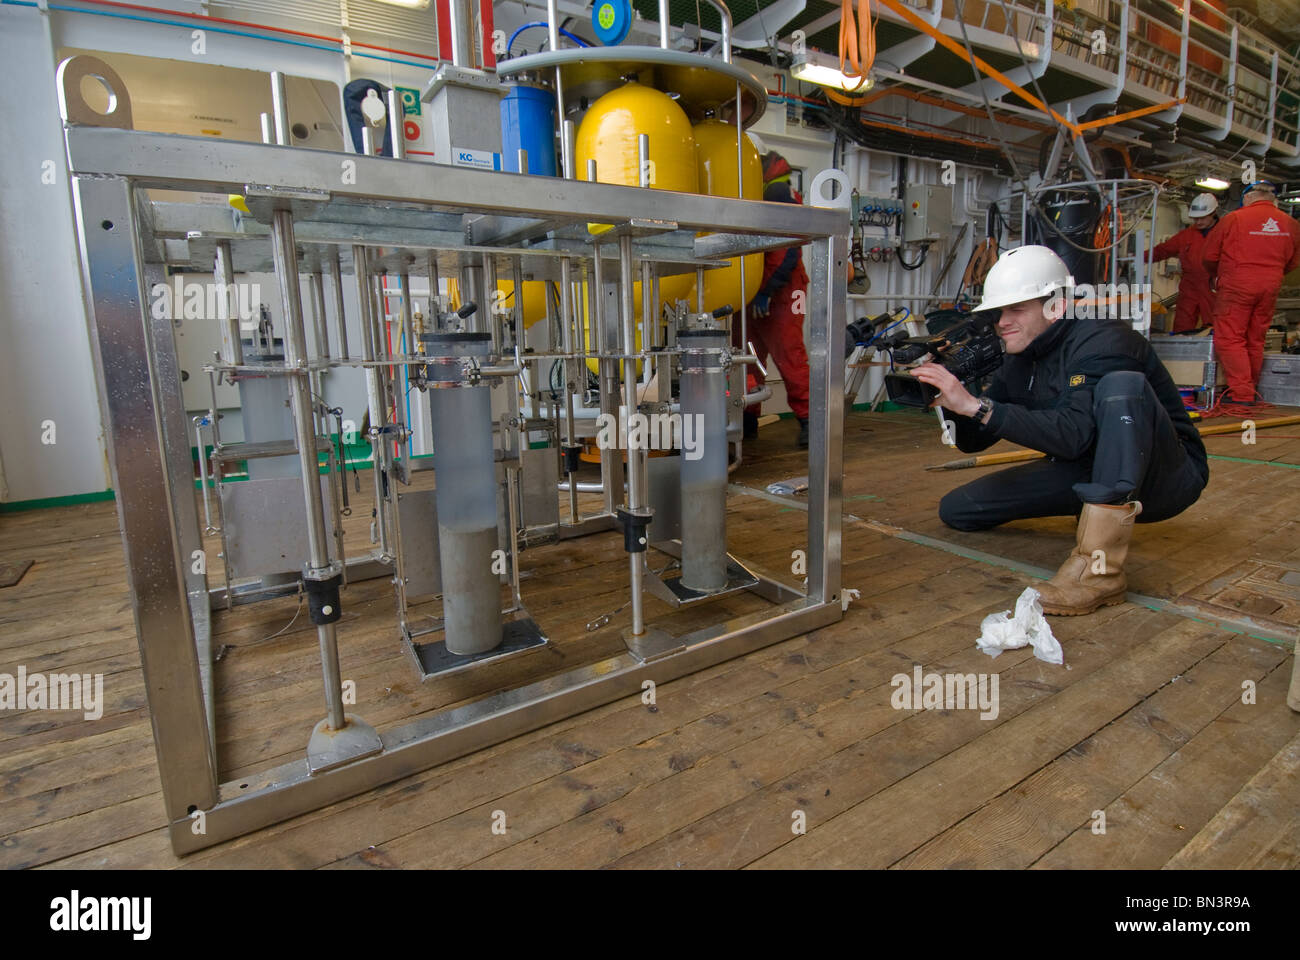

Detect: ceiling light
[374,0,432,8]
[1194,176,1230,190]
[791,53,874,92]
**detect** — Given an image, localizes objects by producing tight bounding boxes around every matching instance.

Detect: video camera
[880,313,1004,407]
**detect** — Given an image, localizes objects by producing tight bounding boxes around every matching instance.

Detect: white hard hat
[973,244,1073,314]
[1188,193,1219,218]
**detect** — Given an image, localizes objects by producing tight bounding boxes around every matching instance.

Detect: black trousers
[939,371,1208,532]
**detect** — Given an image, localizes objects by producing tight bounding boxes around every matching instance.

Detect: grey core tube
[679,330,728,591]
[429,383,502,654]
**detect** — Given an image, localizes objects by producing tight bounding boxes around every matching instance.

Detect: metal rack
[57,53,848,854]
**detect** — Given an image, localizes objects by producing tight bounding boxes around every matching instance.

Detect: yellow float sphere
[496,279,550,329]
[689,119,763,315]
[575,81,699,194]
[693,118,762,197]
[575,82,697,373]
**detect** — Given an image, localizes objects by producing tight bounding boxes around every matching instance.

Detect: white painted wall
[0,3,436,502]
[0,10,109,502]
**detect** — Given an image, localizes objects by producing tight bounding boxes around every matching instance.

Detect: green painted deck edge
[0,489,117,512]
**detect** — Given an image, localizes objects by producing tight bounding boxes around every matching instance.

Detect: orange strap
[874,0,1080,134]
[1076,99,1186,132]
[838,0,876,92]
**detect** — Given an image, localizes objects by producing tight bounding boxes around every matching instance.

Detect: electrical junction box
[902,183,953,243]
[852,192,903,221]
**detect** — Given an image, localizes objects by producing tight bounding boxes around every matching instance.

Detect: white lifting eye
[361,88,387,128]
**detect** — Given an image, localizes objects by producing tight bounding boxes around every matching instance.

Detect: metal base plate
[622,626,683,663]
[306,715,383,775]
[649,557,760,607]
[407,615,548,680]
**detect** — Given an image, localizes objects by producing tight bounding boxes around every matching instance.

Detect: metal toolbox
[1258,353,1300,405]
[1150,334,1223,400]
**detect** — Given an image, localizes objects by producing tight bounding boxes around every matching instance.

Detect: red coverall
[743,155,811,421]
[1202,199,1300,402]
[1150,225,1214,333]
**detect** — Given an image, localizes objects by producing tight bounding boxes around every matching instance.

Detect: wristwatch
[976,396,994,422]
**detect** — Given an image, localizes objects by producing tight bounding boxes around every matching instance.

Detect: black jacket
[953,315,1209,479]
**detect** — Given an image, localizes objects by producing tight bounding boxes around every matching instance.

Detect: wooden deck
[1,407,1297,869]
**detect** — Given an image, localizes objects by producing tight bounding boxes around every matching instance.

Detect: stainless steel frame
[59,55,848,854]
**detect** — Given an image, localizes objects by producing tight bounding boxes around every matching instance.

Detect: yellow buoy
[689,119,763,315]
[496,279,549,329]
[576,81,698,194]
[575,81,697,373]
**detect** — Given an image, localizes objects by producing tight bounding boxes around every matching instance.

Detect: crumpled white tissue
[977,587,1063,665]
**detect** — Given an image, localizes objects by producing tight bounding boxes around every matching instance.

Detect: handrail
[706,0,733,62]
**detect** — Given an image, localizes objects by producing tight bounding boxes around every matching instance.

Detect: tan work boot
[1037,501,1142,616]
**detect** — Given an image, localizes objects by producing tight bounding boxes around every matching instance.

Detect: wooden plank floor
[1,408,1296,869]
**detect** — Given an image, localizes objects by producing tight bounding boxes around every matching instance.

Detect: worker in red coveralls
[1202,181,1300,407]
[1150,192,1219,333]
[742,151,812,448]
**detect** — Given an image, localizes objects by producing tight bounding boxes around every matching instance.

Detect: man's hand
[911,363,981,418]
[751,292,770,319]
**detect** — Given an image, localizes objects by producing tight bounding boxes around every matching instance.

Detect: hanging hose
[506,21,591,57]
[837,0,877,92]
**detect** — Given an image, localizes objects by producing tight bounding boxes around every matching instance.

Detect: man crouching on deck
[911,245,1209,616]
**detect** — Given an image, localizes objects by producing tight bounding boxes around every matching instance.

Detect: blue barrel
[501,85,557,177]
